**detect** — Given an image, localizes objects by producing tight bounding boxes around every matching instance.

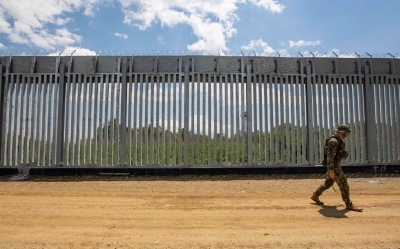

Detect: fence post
[0,64,4,165]
[246,64,252,165]
[305,60,315,164]
[56,63,66,165]
[120,58,128,166]
[363,64,376,164]
[184,61,189,166]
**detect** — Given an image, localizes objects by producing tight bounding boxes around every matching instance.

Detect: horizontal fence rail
[0,55,399,168]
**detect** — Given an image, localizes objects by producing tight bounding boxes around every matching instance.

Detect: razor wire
[0,50,399,58]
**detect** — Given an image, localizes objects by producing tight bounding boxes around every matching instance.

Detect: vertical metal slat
[259,78,264,165]
[203,74,207,166]
[311,75,317,164]
[22,76,30,164]
[41,75,49,166]
[110,75,115,165]
[155,75,160,165]
[235,75,240,165]
[199,74,203,165]
[214,76,218,164]
[384,78,391,162]
[132,75,136,165]
[56,65,66,166]
[138,74,143,166]
[87,75,92,164]
[70,74,77,166]
[82,75,87,164]
[284,76,290,164]
[161,75,165,166]
[208,75,212,165]
[166,75,171,166]
[290,77,295,165]
[0,64,4,165]
[252,76,257,164]
[347,77,355,162]
[271,77,276,163]
[295,76,300,164]
[20,76,27,164]
[98,75,104,165]
[246,66,252,165]
[274,76,279,163]
[93,75,99,164]
[132,74,138,166]
[172,74,177,166]
[230,75,235,166]
[13,75,21,166]
[184,65,189,166]
[75,75,82,166]
[390,78,398,162]
[264,76,269,165]
[178,73,183,166]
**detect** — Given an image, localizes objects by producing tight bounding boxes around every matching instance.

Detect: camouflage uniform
[313,133,352,206]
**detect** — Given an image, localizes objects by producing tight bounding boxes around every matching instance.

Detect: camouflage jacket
[323,135,349,171]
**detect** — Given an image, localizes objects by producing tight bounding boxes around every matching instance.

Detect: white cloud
[0,9,11,33]
[241,39,276,53]
[187,15,230,51]
[120,0,284,52]
[0,0,286,52]
[248,0,285,13]
[0,0,101,49]
[0,42,4,49]
[82,0,102,16]
[289,40,321,48]
[55,17,73,26]
[114,32,129,39]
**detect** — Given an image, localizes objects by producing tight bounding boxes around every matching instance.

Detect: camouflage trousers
[313,169,352,206]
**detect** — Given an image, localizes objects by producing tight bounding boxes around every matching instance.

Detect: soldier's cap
[335,124,351,133]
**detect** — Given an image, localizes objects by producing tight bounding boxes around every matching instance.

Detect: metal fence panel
[371,75,400,163]
[1,74,59,166]
[0,56,399,168]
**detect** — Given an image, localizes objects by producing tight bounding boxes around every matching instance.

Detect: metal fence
[0,55,399,168]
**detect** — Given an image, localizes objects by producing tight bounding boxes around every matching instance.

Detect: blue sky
[0,0,399,56]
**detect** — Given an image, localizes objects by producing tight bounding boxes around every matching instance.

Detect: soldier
[311,124,363,212]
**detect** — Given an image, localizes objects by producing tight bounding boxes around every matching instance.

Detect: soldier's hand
[329,170,335,179]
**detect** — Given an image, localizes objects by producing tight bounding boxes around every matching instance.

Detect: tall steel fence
[0,55,399,168]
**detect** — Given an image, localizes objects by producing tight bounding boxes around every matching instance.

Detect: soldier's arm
[326,138,338,171]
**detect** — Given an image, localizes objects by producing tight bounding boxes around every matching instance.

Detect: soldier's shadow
[317,205,350,218]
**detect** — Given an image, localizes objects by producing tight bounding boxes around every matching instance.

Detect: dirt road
[0,174,399,248]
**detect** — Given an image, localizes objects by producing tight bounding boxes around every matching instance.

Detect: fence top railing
[1,51,399,75]
[0,50,399,58]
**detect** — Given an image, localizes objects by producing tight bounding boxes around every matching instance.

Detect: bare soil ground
[0,173,399,249]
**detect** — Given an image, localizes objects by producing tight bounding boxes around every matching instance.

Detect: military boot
[311,194,324,205]
[346,204,363,212]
